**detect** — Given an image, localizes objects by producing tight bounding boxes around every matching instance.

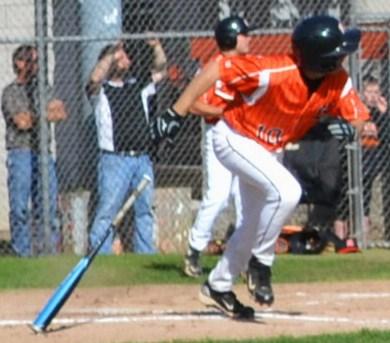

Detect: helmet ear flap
[292,44,302,66]
[218,34,237,51]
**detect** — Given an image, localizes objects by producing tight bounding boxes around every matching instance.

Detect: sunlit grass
[0,249,389,289]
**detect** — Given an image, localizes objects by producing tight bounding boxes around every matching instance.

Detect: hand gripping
[150,107,184,143]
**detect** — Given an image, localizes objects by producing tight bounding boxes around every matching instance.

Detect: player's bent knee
[281,180,302,209]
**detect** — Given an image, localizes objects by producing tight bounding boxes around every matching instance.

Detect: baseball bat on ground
[31,175,151,333]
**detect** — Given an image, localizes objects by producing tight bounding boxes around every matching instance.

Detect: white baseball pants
[209,120,302,292]
[188,123,242,252]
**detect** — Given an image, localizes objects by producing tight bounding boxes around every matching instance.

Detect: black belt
[100,149,147,157]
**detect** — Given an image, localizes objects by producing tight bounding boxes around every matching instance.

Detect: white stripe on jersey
[141,82,156,124]
[341,77,352,98]
[229,64,296,85]
[214,80,235,101]
[232,65,297,106]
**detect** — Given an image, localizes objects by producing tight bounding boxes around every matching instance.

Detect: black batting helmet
[292,15,361,73]
[214,16,253,51]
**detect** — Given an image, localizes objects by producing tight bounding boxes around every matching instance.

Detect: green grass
[1,249,390,289]
[165,329,390,343]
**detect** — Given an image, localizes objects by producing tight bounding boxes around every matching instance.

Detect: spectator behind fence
[1,45,67,257]
[150,15,374,319]
[283,117,360,253]
[270,0,300,28]
[361,75,390,244]
[85,38,167,254]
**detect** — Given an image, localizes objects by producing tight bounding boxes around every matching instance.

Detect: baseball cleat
[247,256,274,306]
[183,246,202,277]
[199,281,255,320]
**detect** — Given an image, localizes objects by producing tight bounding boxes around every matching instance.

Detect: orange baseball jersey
[218,54,370,151]
[199,54,236,124]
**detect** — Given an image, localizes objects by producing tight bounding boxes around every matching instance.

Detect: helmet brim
[240,25,259,35]
[323,28,361,57]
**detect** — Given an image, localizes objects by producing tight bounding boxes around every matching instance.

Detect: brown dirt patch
[1,281,390,343]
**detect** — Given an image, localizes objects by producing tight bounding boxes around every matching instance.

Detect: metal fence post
[35,0,52,255]
[348,2,366,249]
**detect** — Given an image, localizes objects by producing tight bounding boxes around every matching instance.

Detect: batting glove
[327,120,355,141]
[150,107,184,143]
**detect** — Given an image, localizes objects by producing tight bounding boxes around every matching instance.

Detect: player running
[184,15,250,279]
[151,15,374,320]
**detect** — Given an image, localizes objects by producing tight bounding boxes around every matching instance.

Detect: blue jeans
[89,153,155,254]
[6,149,60,257]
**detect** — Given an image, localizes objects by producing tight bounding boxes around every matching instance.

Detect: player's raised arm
[189,100,223,118]
[173,60,220,115]
[150,60,220,143]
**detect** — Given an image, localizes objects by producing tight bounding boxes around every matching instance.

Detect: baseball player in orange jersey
[184,16,254,279]
[151,15,375,320]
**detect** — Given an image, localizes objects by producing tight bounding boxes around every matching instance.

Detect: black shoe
[184,246,202,277]
[199,281,255,320]
[247,256,274,306]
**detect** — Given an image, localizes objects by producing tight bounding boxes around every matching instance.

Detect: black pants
[363,146,390,240]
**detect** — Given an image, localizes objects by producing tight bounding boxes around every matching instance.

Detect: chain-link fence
[0,0,390,256]
[358,13,390,247]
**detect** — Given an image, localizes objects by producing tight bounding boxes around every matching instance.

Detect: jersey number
[257,125,283,146]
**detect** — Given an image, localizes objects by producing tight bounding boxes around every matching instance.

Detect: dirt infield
[1,281,390,343]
